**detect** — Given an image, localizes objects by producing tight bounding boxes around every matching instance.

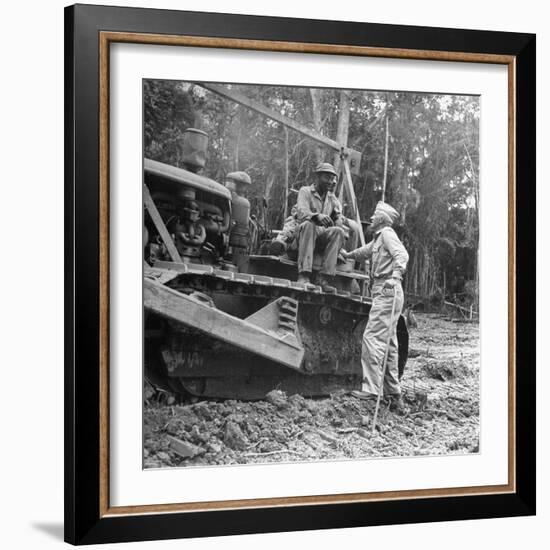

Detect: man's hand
[383,277,399,290]
[314,213,334,227]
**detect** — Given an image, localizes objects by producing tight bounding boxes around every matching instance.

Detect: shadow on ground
[31,522,64,541]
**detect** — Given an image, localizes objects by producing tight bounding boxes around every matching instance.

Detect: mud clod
[144,313,479,466]
[265,390,288,408]
[224,421,249,450]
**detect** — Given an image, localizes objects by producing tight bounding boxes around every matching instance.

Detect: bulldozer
[144,84,409,400]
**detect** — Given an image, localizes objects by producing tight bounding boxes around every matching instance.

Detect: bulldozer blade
[144,278,305,371]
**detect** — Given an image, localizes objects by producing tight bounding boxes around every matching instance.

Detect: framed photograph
[65,3,535,545]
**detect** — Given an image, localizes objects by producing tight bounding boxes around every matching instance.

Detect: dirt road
[143,313,479,468]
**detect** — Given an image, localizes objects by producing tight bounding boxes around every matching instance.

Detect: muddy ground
[143,313,479,468]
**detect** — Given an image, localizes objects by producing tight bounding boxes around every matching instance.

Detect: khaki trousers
[296,221,345,275]
[360,281,404,396]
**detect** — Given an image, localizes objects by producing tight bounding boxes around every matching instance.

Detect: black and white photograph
[142,79,480,468]
[53,0,538,547]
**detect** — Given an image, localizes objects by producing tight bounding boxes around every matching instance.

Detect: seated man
[269,205,300,256]
[270,208,360,259]
[293,162,347,292]
[269,165,361,284]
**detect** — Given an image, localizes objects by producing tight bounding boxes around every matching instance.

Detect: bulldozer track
[144,263,408,399]
[145,263,373,317]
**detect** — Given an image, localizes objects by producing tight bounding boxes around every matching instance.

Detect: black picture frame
[65,3,536,545]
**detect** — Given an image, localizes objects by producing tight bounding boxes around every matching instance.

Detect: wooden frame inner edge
[98,31,517,517]
[507,57,517,494]
[99,30,110,517]
[101,31,513,64]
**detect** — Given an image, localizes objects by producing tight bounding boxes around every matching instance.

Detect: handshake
[338,249,353,265]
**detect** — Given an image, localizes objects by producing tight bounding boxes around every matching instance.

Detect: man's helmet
[226,171,252,185]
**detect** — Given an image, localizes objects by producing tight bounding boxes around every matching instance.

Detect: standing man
[341,201,409,414]
[294,162,346,292]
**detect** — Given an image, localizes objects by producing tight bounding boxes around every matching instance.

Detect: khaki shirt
[296,184,343,225]
[349,226,409,280]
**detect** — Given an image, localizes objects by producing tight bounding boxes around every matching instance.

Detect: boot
[297,272,311,284]
[350,390,377,402]
[317,274,337,294]
[350,391,377,411]
[269,238,286,256]
[388,394,407,416]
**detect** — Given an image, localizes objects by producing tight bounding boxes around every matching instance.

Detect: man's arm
[297,186,333,227]
[342,240,374,261]
[382,228,409,280]
[296,187,314,223]
[330,194,344,227]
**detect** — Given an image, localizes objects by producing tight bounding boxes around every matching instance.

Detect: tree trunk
[234,107,242,170]
[264,174,276,230]
[390,158,404,209]
[283,126,289,219]
[308,89,324,163]
[464,142,480,310]
[333,90,350,173]
[382,113,390,202]
[400,146,413,224]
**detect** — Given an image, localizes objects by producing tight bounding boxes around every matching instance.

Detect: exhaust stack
[179,128,208,173]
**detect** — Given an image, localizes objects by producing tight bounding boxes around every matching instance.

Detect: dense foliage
[144,80,479,307]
